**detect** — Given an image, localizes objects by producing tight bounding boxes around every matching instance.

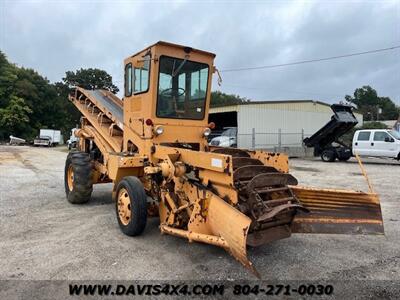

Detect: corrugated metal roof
[210,100,333,114]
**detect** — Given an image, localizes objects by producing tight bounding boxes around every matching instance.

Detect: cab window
[124,63,132,97]
[357,132,370,141]
[133,55,150,94]
[373,131,390,141]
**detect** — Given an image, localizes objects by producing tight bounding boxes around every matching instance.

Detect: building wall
[237,103,362,149]
[209,101,363,150]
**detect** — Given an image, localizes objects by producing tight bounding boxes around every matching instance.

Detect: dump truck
[303,104,358,162]
[65,41,384,277]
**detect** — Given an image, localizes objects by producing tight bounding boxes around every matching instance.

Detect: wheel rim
[117,188,131,226]
[67,165,74,191]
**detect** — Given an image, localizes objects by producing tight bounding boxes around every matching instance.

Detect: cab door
[372,131,397,157]
[353,131,372,156]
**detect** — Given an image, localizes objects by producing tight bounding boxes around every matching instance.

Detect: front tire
[115,176,147,236]
[64,151,93,204]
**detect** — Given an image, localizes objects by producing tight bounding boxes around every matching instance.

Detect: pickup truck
[304,104,400,161]
[353,129,400,160]
[209,127,237,147]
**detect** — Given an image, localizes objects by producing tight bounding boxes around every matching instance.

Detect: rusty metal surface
[160,225,228,248]
[206,194,260,278]
[232,157,263,169]
[230,153,306,252]
[233,165,279,181]
[250,151,289,173]
[257,203,307,222]
[211,147,251,157]
[247,173,298,191]
[291,186,384,235]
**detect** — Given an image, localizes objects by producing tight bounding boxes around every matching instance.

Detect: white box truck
[33,129,61,147]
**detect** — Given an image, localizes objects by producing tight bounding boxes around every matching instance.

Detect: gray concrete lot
[0,145,399,281]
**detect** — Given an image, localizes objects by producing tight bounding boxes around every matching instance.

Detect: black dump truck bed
[303,104,358,156]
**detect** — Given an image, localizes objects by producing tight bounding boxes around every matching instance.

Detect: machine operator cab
[122,42,215,151]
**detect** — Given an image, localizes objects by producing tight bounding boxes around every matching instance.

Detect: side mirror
[385,137,394,143]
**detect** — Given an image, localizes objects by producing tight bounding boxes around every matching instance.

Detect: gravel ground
[0,145,399,296]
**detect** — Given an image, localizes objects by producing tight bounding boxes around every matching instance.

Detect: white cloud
[1,0,399,104]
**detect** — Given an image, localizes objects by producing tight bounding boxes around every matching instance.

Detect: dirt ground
[0,145,399,283]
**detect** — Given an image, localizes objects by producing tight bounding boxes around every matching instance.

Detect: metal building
[208,100,363,152]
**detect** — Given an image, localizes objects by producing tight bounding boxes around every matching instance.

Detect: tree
[53,81,81,133]
[63,68,119,94]
[345,86,400,121]
[0,51,120,141]
[0,96,32,136]
[211,91,249,107]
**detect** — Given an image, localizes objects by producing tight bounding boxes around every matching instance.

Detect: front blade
[290,186,384,235]
[206,195,260,277]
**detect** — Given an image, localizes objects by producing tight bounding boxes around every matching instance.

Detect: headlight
[203,128,211,137]
[154,125,164,136]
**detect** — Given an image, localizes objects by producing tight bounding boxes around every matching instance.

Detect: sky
[1,0,399,105]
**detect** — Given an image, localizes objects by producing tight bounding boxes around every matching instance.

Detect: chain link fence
[237,129,315,156]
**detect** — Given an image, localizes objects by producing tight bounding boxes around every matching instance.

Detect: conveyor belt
[69,88,124,152]
[86,90,123,123]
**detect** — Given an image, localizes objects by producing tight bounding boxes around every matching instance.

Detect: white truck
[33,129,61,147]
[209,127,237,147]
[304,105,400,162]
[67,128,79,150]
[353,129,400,160]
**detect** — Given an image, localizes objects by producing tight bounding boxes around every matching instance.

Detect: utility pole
[377,107,382,121]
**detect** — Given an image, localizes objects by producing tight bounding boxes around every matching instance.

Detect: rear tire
[321,150,336,162]
[64,151,93,204]
[115,176,147,236]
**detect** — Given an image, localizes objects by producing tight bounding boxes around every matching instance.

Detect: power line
[222,83,344,98]
[220,45,400,72]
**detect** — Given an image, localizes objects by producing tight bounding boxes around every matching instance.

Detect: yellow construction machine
[65,42,384,277]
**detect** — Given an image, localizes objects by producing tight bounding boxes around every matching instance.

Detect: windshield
[389,130,400,140]
[157,56,209,120]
